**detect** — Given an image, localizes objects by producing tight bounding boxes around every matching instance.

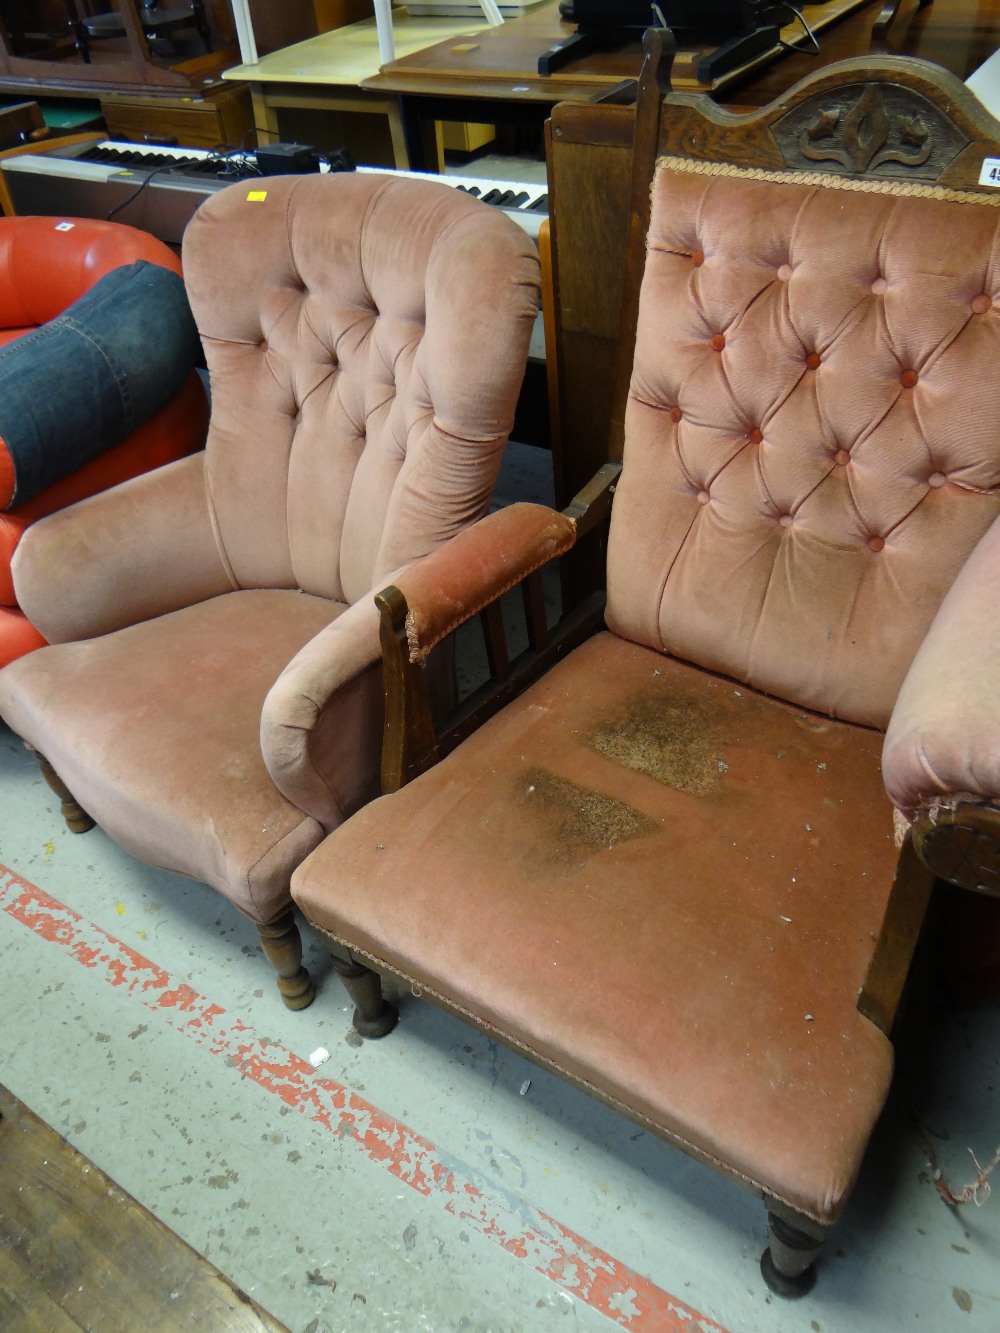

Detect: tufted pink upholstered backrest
[181,172,540,608]
[606,158,1000,729]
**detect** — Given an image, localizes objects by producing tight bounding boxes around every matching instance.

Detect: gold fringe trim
[654,154,1000,207]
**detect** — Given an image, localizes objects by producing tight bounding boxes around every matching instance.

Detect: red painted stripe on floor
[1,863,730,1332]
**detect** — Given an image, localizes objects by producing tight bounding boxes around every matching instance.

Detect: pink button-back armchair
[0,172,540,1006]
[289,40,1000,1294]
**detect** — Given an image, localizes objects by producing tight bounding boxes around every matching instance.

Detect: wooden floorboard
[0,1085,289,1333]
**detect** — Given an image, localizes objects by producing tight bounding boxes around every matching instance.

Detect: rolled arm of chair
[883,512,1000,827]
[261,591,388,829]
[391,501,577,663]
[261,503,578,825]
[12,452,233,642]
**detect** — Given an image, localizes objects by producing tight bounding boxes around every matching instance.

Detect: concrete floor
[3,422,1000,1331]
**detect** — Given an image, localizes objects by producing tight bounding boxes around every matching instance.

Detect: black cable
[104,160,180,221]
[209,140,261,179]
[103,141,259,220]
[775,3,820,55]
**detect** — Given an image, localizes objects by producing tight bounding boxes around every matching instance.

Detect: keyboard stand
[538,21,784,82]
[538,26,645,77]
[538,30,598,76]
[695,24,782,84]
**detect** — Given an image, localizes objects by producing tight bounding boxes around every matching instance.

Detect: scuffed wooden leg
[257,910,315,1011]
[331,953,398,1038]
[36,753,94,834]
[760,1209,826,1298]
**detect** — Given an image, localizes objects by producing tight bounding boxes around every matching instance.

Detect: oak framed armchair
[290,33,1000,1295]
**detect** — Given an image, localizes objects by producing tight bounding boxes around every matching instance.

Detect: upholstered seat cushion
[292,630,898,1224]
[0,589,351,922]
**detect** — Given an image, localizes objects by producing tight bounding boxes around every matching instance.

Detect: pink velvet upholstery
[0,174,540,946]
[288,147,1000,1277]
[293,633,899,1224]
[607,161,1000,728]
[883,511,1000,822]
[392,502,577,660]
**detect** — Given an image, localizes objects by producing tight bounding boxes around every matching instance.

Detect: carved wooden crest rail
[771,80,969,177]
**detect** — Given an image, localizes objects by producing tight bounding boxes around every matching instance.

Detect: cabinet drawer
[101,85,253,149]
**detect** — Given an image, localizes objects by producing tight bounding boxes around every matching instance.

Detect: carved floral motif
[800,85,930,173]
[772,82,967,179]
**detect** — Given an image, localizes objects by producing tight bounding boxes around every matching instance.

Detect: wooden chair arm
[376,462,621,792]
[387,502,578,665]
[858,800,1000,1034]
[563,460,622,537]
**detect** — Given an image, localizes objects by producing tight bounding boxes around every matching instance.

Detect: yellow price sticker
[246,190,268,201]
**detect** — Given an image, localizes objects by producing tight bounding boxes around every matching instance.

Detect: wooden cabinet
[100,81,253,148]
[0,1,255,150]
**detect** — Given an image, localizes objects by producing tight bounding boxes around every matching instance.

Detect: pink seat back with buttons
[606,158,1000,728]
[181,171,540,611]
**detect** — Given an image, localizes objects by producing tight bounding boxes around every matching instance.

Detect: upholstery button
[928,471,947,488]
[778,514,793,528]
[972,293,992,314]
[805,352,821,370]
[696,490,710,505]
[749,427,763,444]
[670,406,683,423]
[711,333,726,352]
[868,536,885,553]
[834,449,851,466]
[777,263,793,281]
[691,249,705,267]
[871,277,888,296]
[900,369,919,388]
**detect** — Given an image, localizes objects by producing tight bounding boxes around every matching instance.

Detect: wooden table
[363,0,1000,168]
[221,11,492,169]
[364,0,881,102]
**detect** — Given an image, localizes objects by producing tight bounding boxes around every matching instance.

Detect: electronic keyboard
[1,140,549,246]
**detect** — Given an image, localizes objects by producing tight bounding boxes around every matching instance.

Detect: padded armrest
[260,593,387,829]
[261,503,580,827]
[883,512,1000,822]
[391,502,577,662]
[12,452,232,642]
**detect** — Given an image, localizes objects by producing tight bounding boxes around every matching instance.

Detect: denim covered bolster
[0,261,200,511]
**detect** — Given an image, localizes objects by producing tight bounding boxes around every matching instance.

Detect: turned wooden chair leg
[257,910,315,1011]
[35,752,95,834]
[330,952,398,1038]
[760,1209,827,1298]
